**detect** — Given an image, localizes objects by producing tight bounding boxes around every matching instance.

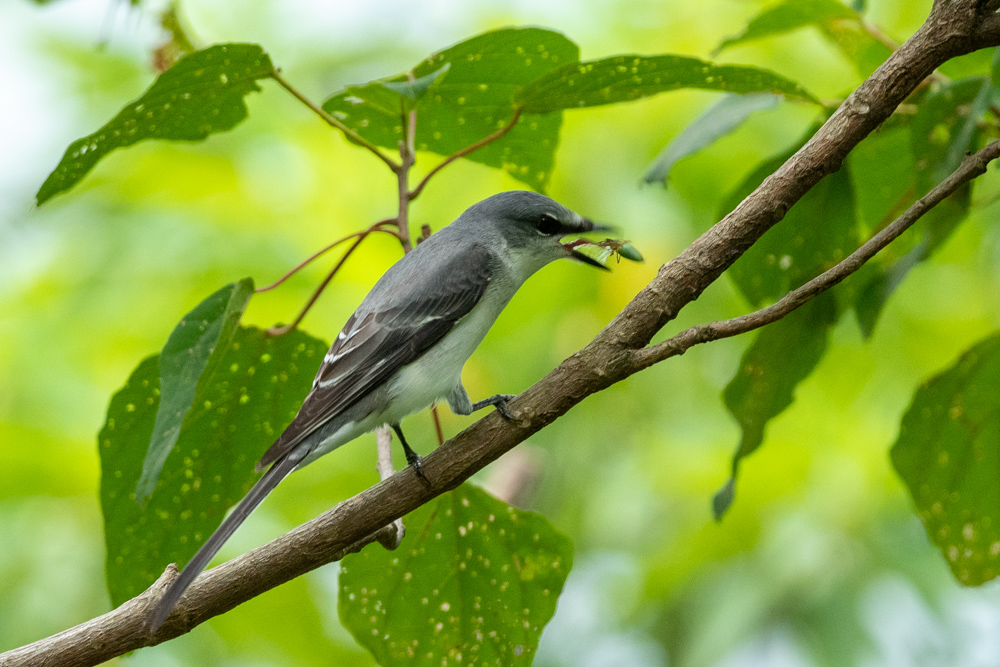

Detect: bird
[148,190,611,631]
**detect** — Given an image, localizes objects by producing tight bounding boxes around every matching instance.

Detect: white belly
[301,287,511,465]
[380,292,506,422]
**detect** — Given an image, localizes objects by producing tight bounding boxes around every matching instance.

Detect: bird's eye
[536,214,561,235]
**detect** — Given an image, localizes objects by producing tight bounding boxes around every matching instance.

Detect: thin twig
[408,107,524,202]
[255,221,398,293]
[431,405,444,445]
[633,139,1000,370]
[269,69,400,173]
[266,223,387,336]
[394,103,417,252]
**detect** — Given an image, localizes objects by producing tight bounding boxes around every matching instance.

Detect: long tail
[148,452,301,631]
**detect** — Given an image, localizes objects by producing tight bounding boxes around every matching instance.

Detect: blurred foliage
[152,3,199,71]
[718,293,839,519]
[6,0,1000,665]
[643,92,780,185]
[713,0,892,77]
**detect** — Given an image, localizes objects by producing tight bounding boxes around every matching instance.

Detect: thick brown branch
[6,2,1000,666]
[632,139,1000,370]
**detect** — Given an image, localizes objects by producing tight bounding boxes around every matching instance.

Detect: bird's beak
[566,245,611,270]
[579,218,616,234]
[563,217,614,270]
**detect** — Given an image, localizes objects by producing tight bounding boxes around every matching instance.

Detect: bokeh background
[4,0,1000,665]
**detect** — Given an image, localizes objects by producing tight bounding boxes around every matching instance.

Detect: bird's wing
[257,243,494,468]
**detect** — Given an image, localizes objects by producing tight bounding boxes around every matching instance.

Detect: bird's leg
[448,383,516,420]
[471,394,517,420]
[391,423,427,481]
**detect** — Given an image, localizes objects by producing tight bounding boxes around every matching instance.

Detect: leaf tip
[712,477,736,521]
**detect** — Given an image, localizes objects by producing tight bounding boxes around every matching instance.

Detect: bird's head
[459,191,613,276]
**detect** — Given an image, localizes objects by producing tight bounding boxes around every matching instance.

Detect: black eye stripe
[536,214,560,235]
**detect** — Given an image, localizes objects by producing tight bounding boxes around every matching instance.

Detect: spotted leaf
[137,278,254,503]
[891,333,1000,586]
[98,326,326,606]
[339,484,573,665]
[713,0,890,77]
[36,43,274,205]
[323,28,578,192]
[517,54,816,114]
[714,0,858,53]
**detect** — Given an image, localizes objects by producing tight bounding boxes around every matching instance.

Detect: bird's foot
[392,422,429,483]
[472,394,517,419]
[405,448,428,482]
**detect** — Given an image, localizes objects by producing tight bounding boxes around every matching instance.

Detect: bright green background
[4,0,1000,665]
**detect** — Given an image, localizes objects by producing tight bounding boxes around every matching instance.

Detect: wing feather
[258,243,493,468]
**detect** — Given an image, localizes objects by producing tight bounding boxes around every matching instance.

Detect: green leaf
[843,121,917,336]
[644,92,779,185]
[723,134,859,306]
[891,333,1000,586]
[852,79,986,336]
[847,120,915,235]
[714,0,890,77]
[36,43,274,205]
[939,48,998,81]
[339,484,572,665]
[818,21,893,78]
[517,54,817,114]
[913,79,988,191]
[715,132,855,507]
[716,294,838,518]
[323,28,578,192]
[137,279,254,503]
[714,0,858,53]
[380,63,451,101]
[99,326,327,605]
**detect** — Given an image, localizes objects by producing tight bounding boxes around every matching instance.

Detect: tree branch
[632,138,1000,370]
[6,2,1000,665]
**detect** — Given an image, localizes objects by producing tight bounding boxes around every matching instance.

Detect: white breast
[377,278,515,425]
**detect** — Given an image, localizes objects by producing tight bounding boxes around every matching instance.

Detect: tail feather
[148,452,300,631]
